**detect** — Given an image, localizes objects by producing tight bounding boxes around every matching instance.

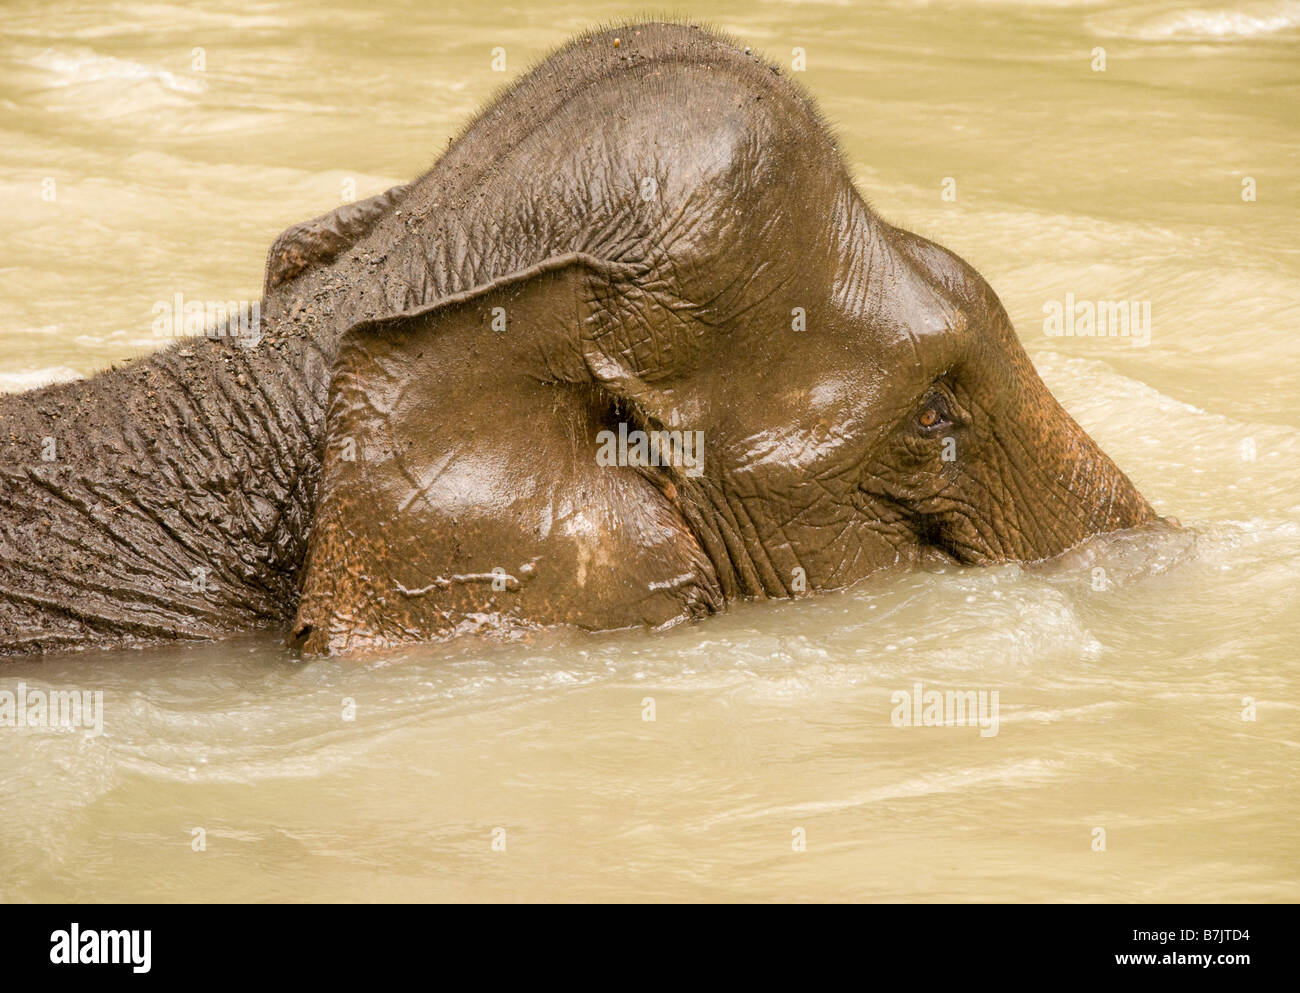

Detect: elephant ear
[292,254,721,655]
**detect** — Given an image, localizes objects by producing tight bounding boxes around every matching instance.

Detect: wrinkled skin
[0,22,1160,658]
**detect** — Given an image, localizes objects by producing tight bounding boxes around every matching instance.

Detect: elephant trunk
[933,379,1159,566]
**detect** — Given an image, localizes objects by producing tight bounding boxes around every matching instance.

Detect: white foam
[28,50,206,94]
[1091,1,1300,41]
[0,366,84,393]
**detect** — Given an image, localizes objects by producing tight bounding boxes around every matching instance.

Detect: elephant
[0,22,1162,657]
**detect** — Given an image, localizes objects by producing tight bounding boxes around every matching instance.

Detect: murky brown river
[1,0,1297,901]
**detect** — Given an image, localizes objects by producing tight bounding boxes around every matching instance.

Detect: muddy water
[1,0,1297,902]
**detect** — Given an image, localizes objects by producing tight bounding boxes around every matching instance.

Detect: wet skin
[0,22,1160,657]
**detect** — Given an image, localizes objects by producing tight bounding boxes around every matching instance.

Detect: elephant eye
[916,392,953,432]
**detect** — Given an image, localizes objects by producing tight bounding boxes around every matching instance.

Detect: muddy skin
[0,22,1161,658]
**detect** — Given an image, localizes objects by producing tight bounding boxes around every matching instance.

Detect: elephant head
[290,219,1156,655]
[290,27,1158,655]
